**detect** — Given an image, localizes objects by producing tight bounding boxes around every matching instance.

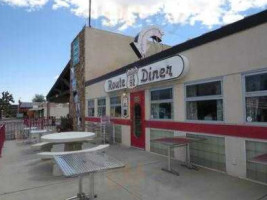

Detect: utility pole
[89,0,92,27]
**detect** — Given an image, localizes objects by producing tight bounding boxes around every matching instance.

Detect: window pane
[88,100,94,107]
[151,102,173,119]
[98,107,106,117]
[150,129,174,156]
[151,88,172,101]
[186,81,221,97]
[187,100,223,121]
[110,96,121,105]
[98,98,106,106]
[246,73,267,92]
[246,141,267,183]
[187,134,226,171]
[246,96,267,122]
[88,108,94,117]
[111,106,121,117]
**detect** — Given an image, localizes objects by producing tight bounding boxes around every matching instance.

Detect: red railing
[23,118,56,129]
[0,124,5,157]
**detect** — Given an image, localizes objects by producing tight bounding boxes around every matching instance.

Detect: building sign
[121,94,128,118]
[104,55,189,92]
[70,67,77,92]
[105,74,127,92]
[126,67,138,89]
[72,38,80,66]
[130,26,164,59]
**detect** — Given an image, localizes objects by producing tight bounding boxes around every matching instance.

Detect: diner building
[52,10,267,184]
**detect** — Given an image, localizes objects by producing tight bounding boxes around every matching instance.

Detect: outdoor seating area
[0,117,267,200]
[0,140,267,200]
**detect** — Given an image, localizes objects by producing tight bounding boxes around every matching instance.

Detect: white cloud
[54,75,59,80]
[228,0,267,13]
[1,0,48,9]
[1,0,267,29]
[222,11,244,24]
[52,0,69,10]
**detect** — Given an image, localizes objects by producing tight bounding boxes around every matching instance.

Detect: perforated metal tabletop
[54,151,125,177]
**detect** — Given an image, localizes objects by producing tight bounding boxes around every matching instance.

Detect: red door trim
[130,91,145,149]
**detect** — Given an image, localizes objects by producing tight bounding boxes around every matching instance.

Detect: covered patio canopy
[47,61,70,103]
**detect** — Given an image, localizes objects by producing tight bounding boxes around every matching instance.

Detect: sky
[0,0,267,103]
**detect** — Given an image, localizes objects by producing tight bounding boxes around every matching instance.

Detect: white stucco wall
[84,22,267,181]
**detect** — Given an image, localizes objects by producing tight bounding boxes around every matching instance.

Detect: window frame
[97,97,106,117]
[242,69,267,125]
[150,86,174,121]
[87,99,95,117]
[110,96,122,118]
[185,78,224,123]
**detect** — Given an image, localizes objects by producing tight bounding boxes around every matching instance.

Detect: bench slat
[38,144,109,159]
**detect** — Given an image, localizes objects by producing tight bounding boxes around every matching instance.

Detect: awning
[46,61,70,103]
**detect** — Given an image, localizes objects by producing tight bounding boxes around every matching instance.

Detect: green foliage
[57,116,73,132]
[0,91,15,118]
[32,94,45,102]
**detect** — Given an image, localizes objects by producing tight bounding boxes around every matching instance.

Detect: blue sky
[0,0,266,103]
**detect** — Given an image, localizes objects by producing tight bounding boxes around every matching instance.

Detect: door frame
[130,90,145,149]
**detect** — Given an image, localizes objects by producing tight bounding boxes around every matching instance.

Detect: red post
[0,124,6,158]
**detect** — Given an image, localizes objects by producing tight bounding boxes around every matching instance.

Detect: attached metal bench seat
[31,142,53,151]
[37,144,110,160]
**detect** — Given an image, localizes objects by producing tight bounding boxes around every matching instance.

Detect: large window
[244,72,267,123]
[88,99,95,117]
[186,80,223,121]
[187,133,226,171]
[97,98,106,117]
[110,96,121,117]
[246,141,267,183]
[151,88,173,119]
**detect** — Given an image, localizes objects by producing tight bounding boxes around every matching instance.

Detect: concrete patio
[0,140,266,200]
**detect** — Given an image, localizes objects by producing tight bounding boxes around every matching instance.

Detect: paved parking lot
[0,141,266,200]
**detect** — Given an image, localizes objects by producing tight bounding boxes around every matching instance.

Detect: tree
[0,91,15,119]
[32,94,46,102]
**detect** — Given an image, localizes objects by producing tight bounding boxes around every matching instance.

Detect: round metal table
[41,132,95,151]
[30,129,49,143]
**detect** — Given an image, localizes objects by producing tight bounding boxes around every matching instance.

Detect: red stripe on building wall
[145,120,267,140]
[85,117,267,140]
[110,118,131,126]
[85,117,101,123]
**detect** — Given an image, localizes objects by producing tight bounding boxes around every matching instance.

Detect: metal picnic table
[151,136,204,176]
[30,129,49,143]
[54,151,125,200]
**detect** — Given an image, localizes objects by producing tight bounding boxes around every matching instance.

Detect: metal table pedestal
[66,174,97,200]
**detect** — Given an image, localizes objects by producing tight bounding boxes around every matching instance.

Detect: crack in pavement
[0,180,74,196]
